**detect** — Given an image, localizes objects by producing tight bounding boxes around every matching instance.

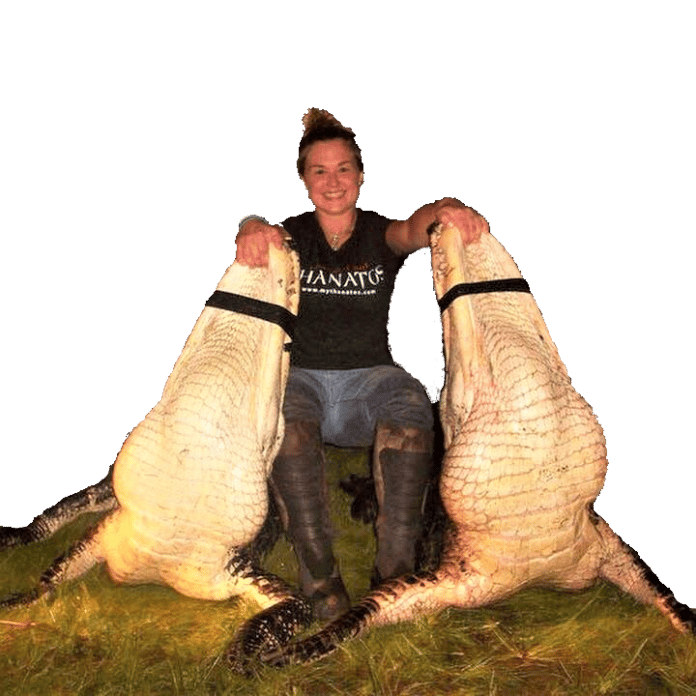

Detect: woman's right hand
[235,219,285,267]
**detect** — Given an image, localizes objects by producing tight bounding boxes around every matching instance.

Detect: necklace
[326,211,357,250]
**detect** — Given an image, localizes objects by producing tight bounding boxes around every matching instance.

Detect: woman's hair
[297,108,363,177]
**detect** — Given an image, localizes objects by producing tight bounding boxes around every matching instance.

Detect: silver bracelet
[238,214,269,230]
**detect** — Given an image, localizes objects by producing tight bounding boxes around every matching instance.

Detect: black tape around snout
[438,278,531,312]
[205,290,296,339]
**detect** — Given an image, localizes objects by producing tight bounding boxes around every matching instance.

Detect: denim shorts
[282,365,433,448]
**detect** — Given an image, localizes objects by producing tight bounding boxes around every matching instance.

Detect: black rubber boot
[372,420,433,584]
[270,421,350,622]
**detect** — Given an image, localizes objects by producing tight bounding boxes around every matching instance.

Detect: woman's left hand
[386,197,489,256]
[434,198,488,245]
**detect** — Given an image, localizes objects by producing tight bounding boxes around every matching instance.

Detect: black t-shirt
[282,209,405,370]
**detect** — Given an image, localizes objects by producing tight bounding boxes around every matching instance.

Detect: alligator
[264,221,696,667]
[0,235,311,672]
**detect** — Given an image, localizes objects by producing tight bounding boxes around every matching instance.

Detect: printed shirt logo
[300,263,385,297]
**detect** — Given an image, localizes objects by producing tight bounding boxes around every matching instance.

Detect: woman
[236,109,486,620]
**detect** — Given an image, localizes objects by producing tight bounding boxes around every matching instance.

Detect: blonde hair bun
[302,108,354,136]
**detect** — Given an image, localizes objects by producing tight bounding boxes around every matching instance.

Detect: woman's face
[302,139,363,218]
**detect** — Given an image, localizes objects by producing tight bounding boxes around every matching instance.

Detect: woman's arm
[385,198,488,256]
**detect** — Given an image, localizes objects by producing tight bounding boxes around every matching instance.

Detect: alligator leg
[0,468,117,549]
[0,521,106,609]
[590,513,696,634]
[224,550,312,675]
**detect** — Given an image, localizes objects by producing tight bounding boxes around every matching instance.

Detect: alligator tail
[227,594,313,675]
[263,599,380,666]
[0,467,117,549]
[223,549,312,675]
[263,571,443,667]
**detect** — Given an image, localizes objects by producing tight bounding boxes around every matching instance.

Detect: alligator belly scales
[266,222,695,666]
[0,236,312,670]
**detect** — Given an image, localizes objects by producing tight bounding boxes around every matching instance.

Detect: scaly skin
[265,222,695,667]
[0,470,117,548]
[0,237,312,671]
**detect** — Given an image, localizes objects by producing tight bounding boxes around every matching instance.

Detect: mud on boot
[372,420,433,583]
[270,420,351,621]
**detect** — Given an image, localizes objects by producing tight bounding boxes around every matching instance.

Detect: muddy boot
[372,420,433,584]
[270,420,350,622]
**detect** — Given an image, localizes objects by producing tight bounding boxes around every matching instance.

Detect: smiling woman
[302,139,363,246]
[232,108,490,621]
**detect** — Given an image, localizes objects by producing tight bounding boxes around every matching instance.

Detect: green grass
[1,448,695,695]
